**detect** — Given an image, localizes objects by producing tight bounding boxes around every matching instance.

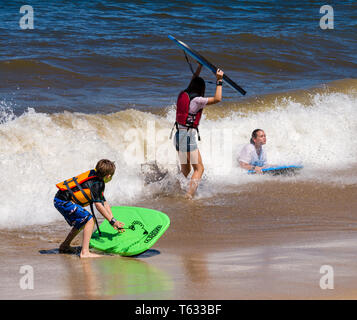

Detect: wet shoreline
[2,180,357,299]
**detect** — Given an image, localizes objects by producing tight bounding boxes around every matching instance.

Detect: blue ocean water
[0,0,356,113]
[0,1,357,230]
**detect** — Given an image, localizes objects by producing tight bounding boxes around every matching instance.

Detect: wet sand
[2,230,357,300]
[1,180,357,300]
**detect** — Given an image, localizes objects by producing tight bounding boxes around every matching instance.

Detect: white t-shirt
[238,143,267,167]
[178,96,208,129]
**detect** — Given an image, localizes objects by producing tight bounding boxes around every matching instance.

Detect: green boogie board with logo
[89,206,170,256]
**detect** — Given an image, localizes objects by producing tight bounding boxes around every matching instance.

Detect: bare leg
[186,150,204,199]
[180,163,191,177]
[80,217,101,258]
[59,227,80,253]
[178,150,191,177]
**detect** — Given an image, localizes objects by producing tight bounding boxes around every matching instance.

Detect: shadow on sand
[39,247,161,258]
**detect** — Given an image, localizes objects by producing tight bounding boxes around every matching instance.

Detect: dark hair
[95,159,116,178]
[185,76,205,97]
[250,129,263,145]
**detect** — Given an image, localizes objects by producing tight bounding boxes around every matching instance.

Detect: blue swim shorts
[54,197,93,230]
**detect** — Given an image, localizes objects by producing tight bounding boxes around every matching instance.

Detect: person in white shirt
[238,129,268,174]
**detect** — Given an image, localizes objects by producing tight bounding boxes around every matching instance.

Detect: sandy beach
[2,180,357,300]
[2,231,357,300]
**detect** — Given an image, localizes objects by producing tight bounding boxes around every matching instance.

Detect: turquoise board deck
[248,165,303,175]
[168,35,246,96]
[89,206,170,256]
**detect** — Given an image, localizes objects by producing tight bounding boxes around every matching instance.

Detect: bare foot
[80,251,102,258]
[184,193,193,200]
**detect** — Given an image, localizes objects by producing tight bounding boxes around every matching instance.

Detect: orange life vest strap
[56,170,97,206]
[65,177,102,235]
[56,170,102,234]
[63,176,92,206]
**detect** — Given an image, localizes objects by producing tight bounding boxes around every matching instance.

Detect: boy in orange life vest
[54,159,124,258]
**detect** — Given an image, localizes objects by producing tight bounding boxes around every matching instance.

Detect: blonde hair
[95,159,116,178]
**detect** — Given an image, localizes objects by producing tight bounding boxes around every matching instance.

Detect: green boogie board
[89,206,170,256]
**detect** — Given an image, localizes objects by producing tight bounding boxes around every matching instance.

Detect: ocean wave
[0,85,356,227]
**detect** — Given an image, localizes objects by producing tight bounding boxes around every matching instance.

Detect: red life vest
[176,91,202,129]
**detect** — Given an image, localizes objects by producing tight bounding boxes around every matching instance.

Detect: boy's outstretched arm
[95,201,125,232]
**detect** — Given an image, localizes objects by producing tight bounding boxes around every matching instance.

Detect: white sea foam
[0,91,356,227]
